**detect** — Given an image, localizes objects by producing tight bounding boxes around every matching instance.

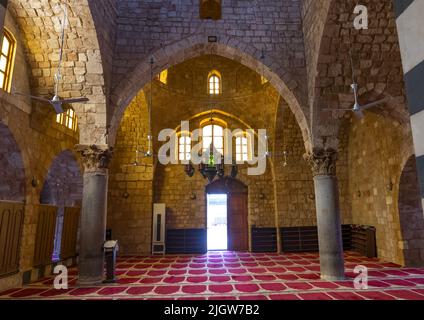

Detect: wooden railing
[60,207,80,260]
[0,201,25,277]
[33,205,57,267]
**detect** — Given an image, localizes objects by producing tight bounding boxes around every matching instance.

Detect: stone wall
[107,91,154,255]
[273,104,317,227]
[345,112,417,265]
[0,11,81,290]
[398,156,424,266]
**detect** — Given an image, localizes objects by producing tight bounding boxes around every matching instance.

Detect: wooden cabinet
[166,229,207,254]
[280,226,319,252]
[280,224,377,258]
[251,227,277,253]
[350,225,377,258]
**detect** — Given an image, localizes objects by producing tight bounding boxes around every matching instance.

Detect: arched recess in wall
[39,150,83,262]
[40,151,83,207]
[0,123,26,202]
[398,155,424,267]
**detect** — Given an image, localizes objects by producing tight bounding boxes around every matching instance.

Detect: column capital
[75,144,114,174]
[304,148,338,177]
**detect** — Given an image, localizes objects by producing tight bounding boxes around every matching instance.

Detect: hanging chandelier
[184,143,238,183]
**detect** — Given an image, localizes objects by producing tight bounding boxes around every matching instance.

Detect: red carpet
[0,251,424,300]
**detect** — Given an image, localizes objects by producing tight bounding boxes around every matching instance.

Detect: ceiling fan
[324,47,388,119]
[13,6,89,114]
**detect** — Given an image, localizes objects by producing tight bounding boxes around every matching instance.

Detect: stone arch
[109,39,311,151]
[397,155,424,266]
[40,150,83,207]
[206,176,247,194]
[7,0,108,145]
[0,122,26,202]
[40,150,83,261]
[310,0,409,149]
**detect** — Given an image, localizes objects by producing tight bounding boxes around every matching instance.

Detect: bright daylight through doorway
[207,194,228,251]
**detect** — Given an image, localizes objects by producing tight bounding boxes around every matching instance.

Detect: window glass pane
[214,137,223,149]
[0,72,4,89]
[68,117,73,129]
[179,136,185,144]
[214,125,223,136]
[203,137,212,150]
[186,152,191,160]
[179,153,185,161]
[2,37,9,56]
[56,114,61,123]
[203,125,212,137]
[0,56,7,72]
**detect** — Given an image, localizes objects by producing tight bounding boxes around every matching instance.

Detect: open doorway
[207,194,228,250]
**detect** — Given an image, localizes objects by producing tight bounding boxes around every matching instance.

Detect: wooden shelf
[280,224,377,258]
[251,227,277,253]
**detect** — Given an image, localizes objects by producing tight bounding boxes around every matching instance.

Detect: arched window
[0,29,17,92]
[179,133,191,161]
[56,108,78,132]
[236,135,249,162]
[202,124,224,156]
[200,0,222,20]
[208,70,221,95]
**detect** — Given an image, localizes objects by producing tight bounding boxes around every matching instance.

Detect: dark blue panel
[393,0,415,18]
[416,155,424,198]
[405,60,424,115]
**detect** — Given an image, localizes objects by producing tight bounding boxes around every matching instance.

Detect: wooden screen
[33,205,57,267]
[60,207,80,259]
[0,201,24,277]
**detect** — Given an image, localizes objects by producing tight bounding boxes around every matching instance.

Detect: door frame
[205,177,248,251]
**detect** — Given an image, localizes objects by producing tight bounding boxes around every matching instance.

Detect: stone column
[76,145,113,285]
[304,148,345,280]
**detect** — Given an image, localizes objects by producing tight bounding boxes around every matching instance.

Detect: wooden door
[228,191,248,251]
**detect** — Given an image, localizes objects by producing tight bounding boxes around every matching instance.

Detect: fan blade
[13,91,51,103]
[60,97,90,104]
[323,108,354,112]
[360,98,389,110]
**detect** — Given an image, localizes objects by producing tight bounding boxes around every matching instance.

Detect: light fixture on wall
[31,177,39,188]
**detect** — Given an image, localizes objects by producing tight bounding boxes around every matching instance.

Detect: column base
[320,274,346,281]
[77,276,104,286]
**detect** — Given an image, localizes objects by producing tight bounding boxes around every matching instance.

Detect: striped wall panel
[394,0,424,200]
